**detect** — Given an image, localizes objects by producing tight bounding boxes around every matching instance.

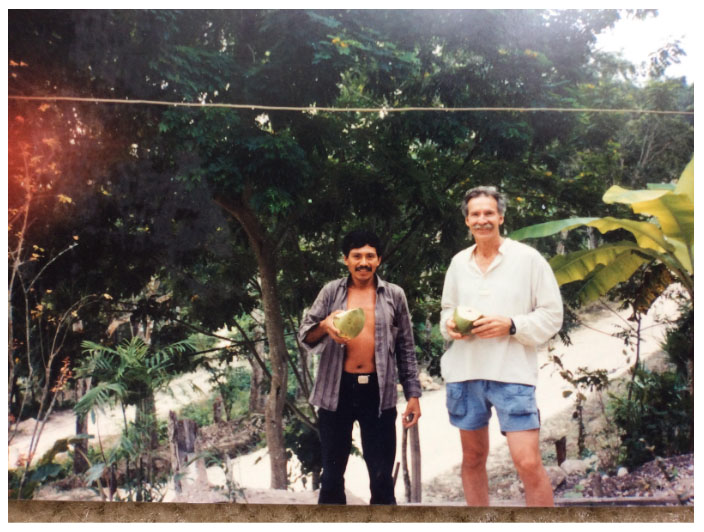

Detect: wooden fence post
[168,410,198,493]
[401,423,422,503]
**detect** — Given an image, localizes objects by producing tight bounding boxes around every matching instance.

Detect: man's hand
[402,397,421,428]
[470,315,512,338]
[321,310,349,345]
[446,318,469,340]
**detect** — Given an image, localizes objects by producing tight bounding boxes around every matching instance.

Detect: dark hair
[461,186,507,217]
[342,230,383,258]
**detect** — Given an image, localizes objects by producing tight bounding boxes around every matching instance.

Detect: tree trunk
[586,226,598,250]
[136,392,160,450]
[249,309,267,415]
[216,196,289,489]
[249,357,266,414]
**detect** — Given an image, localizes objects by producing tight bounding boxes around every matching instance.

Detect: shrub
[283,415,321,488]
[661,306,693,381]
[179,399,215,427]
[609,366,692,470]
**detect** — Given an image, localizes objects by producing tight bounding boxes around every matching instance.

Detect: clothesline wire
[8,95,694,116]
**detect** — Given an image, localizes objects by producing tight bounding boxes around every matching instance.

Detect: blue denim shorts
[445,380,540,433]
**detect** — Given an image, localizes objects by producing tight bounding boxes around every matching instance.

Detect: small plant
[608,365,692,470]
[190,450,244,502]
[546,353,609,458]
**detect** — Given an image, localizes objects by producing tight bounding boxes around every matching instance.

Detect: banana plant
[510,158,693,307]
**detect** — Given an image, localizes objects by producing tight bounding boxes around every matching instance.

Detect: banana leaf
[603,189,693,273]
[548,241,649,288]
[675,158,694,203]
[508,217,598,241]
[510,216,671,254]
[566,250,649,304]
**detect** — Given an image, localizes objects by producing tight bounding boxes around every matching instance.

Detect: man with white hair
[440,186,563,506]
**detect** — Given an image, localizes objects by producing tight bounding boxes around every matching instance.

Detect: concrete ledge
[8,500,693,523]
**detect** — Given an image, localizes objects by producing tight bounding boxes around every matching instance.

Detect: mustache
[355,266,373,271]
[472,223,494,230]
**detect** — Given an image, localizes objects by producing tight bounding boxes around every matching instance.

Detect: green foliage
[81,415,171,502]
[8,456,71,499]
[511,158,694,309]
[550,355,610,458]
[179,400,215,428]
[180,365,253,426]
[216,365,253,419]
[283,415,321,481]
[661,305,694,379]
[413,321,446,377]
[75,337,194,416]
[69,337,192,500]
[608,366,692,469]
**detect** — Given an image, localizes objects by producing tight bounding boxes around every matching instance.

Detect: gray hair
[461,186,507,217]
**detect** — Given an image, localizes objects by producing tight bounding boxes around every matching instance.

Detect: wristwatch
[509,319,516,335]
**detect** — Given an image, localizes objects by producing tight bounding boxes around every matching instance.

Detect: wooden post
[409,424,421,503]
[555,436,567,466]
[401,426,411,501]
[168,412,182,493]
[168,410,198,493]
[401,423,422,503]
[213,396,225,424]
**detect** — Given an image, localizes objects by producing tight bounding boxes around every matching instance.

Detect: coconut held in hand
[333,308,365,339]
[453,306,483,335]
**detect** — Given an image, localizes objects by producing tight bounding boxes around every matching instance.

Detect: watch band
[509,319,516,335]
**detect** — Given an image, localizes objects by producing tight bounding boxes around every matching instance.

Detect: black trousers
[317,372,397,505]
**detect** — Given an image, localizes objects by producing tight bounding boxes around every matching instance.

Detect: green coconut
[333,307,366,339]
[453,306,483,335]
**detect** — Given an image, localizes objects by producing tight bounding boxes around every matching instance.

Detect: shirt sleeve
[393,287,422,399]
[439,257,459,341]
[512,253,564,347]
[297,283,333,356]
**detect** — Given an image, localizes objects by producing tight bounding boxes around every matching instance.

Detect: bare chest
[346,287,376,313]
[344,287,377,372]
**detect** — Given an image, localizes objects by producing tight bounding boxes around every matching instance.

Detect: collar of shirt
[340,274,388,295]
[468,238,510,274]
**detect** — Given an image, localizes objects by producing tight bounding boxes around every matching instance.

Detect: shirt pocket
[445,382,466,417]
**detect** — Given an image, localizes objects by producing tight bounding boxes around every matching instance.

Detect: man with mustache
[440,186,563,506]
[299,230,422,505]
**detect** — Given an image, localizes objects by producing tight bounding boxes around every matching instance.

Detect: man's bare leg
[506,429,554,506]
[459,427,490,506]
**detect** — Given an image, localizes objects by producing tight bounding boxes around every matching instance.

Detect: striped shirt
[298,275,422,413]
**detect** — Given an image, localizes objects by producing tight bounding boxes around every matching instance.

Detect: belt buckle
[357,375,369,384]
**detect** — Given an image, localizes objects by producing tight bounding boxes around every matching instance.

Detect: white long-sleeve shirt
[440,238,563,386]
